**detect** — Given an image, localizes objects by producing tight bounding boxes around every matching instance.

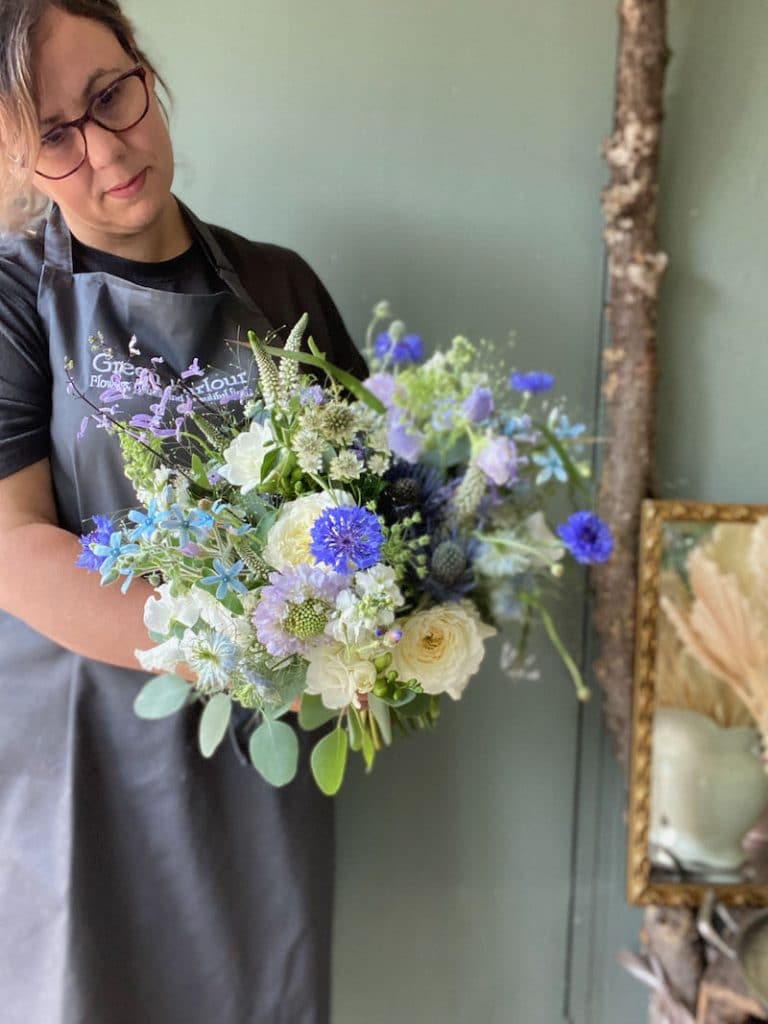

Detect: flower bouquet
[70,302,612,794]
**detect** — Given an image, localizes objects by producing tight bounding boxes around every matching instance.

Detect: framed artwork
[628,500,768,906]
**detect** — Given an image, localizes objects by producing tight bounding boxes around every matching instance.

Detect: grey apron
[0,204,334,1024]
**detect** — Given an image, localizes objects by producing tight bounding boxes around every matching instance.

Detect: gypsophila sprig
[69,301,610,794]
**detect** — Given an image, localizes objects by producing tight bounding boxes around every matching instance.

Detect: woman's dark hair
[0,1,169,230]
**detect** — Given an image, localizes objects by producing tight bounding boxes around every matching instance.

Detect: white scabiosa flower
[218,420,274,494]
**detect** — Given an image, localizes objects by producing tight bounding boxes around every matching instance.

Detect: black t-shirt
[0,213,366,479]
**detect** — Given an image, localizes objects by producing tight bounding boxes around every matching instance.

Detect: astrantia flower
[374,331,423,365]
[292,429,327,475]
[556,511,613,564]
[310,506,384,574]
[76,515,114,571]
[509,371,554,394]
[252,564,347,657]
[329,449,363,482]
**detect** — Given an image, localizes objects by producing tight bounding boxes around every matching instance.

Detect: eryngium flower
[310,506,384,574]
[556,511,613,564]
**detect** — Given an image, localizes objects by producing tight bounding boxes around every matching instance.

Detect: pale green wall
[118,1,766,1020]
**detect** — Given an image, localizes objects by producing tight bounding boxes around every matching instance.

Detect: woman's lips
[106,168,147,197]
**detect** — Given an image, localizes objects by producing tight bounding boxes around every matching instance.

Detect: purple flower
[509,371,554,394]
[388,417,425,464]
[557,511,613,565]
[181,357,203,379]
[475,436,518,486]
[75,515,114,571]
[300,384,325,406]
[462,386,494,423]
[310,506,384,574]
[374,331,423,365]
[364,372,397,410]
[252,564,346,657]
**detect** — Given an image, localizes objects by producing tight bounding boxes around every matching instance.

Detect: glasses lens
[37,124,86,180]
[90,71,148,134]
[36,70,148,180]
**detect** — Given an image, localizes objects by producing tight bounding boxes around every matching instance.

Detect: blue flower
[159,505,214,547]
[532,447,567,484]
[200,558,249,600]
[557,511,613,565]
[76,515,114,571]
[462,386,494,423]
[374,331,423,365]
[300,384,325,406]
[127,499,162,541]
[310,506,384,574]
[509,371,554,394]
[91,531,140,579]
[552,414,586,442]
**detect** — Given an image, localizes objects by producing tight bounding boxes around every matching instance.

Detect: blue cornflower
[374,331,423,365]
[127,499,162,542]
[159,505,214,547]
[557,511,613,565]
[532,447,567,484]
[310,506,384,574]
[509,370,554,394]
[200,558,248,600]
[91,531,140,579]
[76,515,114,571]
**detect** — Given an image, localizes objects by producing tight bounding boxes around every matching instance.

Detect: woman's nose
[82,121,129,171]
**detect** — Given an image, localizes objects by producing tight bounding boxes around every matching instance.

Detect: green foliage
[310,728,349,796]
[134,674,191,719]
[198,693,232,758]
[298,694,339,731]
[248,720,300,787]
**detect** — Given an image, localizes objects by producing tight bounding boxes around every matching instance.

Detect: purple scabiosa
[76,515,114,571]
[462,386,494,423]
[252,565,347,657]
[310,506,384,574]
[557,511,613,565]
[509,370,554,394]
[374,331,423,365]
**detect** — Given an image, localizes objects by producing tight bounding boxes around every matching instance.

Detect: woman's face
[31,6,178,255]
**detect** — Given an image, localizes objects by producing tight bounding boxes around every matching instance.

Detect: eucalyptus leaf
[347,707,363,751]
[393,693,433,717]
[198,693,232,758]
[298,694,338,731]
[367,694,392,745]
[310,728,349,797]
[248,720,300,787]
[134,673,191,719]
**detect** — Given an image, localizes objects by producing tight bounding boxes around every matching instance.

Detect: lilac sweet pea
[462,386,494,423]
[388,417,426,464]
[476,435,518,486]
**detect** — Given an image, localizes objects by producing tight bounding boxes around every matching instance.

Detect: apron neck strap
[42,199,254,306]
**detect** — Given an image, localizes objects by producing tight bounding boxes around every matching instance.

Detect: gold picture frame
[628,499,768,906]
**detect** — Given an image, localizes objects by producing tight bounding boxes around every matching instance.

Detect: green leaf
[367,694,392,745]
[311,728,349,796]
[198,693,232,757]
[361,726,375,771]
[260,446,280,483]
[134,673,191,719]
[298,694,339,731]
[347,707,364,751]
[263,345,386,414]
[248,720,300,787]
[394,693,433,717]
[190,453,210,488]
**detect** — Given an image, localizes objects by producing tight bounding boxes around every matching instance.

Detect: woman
[0,3,366,1022]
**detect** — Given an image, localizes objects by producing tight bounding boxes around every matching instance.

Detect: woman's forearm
[0,521,158,670]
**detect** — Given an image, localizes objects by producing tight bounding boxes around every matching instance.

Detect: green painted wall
[117,1,766,1019]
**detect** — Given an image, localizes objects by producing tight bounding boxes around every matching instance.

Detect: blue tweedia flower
[509,370,554,394]
[532,447,567,485]
[186,630,239,691]
[91,531,140,579]
[310,506,384,574]
[552,413,586,442]
[557,511,613,565]
[158,505,214,547]
[374,331,423,365]
[127,499,162,542]
[76,515,114,571]
[252,564,347,657]
[200,558,249,600]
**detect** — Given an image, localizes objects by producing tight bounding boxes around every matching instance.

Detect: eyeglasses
[35,65,150,181]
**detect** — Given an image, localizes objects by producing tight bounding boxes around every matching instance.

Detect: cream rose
[304,643,377,709]
[390,601,496,700]
[262,490,353,571]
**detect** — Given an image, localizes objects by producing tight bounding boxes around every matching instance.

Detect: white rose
[219,420,274,494]
[262,490,354,571]
[390,601,496,700]
[305,643,377,709]
[143,582,201,635]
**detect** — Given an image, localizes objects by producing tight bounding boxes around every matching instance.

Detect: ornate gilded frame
[627,498,768,907]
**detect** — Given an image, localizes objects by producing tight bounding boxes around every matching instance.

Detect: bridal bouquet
[70,302,612,794]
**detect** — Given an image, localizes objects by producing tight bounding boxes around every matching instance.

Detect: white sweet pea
[524,511,565,567]
[304,643,377,709]
[390,601,496,700]
[134,636,184,673]
[218,420,274,494]
[143,583,201,635]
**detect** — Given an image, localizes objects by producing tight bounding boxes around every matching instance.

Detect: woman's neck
[63,195,194,263]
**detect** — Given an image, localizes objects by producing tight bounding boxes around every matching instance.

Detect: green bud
[373,653,392,672]
[373,681,389,697]
[393,688,406,701]
[386,669,398,684]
